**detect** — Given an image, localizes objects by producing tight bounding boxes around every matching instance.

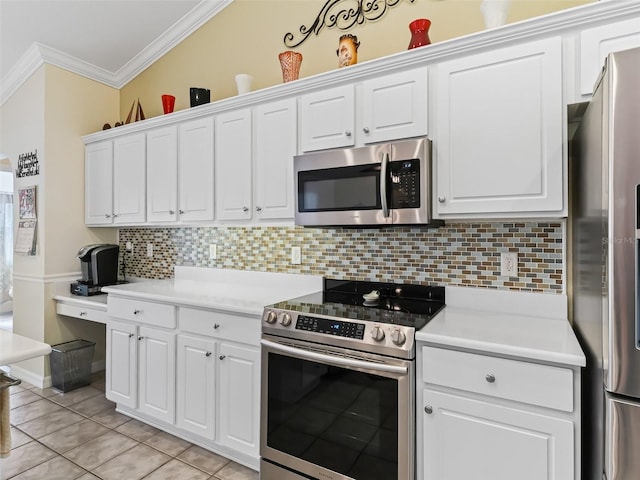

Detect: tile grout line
[7,384,239,480]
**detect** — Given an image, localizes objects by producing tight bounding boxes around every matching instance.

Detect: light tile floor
[0,372,259,480]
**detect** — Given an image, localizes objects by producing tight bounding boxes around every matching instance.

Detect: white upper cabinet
[300,85,355,152]
[254,98,297,221]
[300,68,428,152]
[580,17,640,96]
[360,68,428,144]
[86,133,146,226]
[179,117,215,222]
[215,109,252,221]
[147,126,178,223]
[113,133,146,224]
[85,140,114,225]
[434,36,564,217]
[147,118,215,224]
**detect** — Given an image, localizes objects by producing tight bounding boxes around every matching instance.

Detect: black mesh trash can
[49,340,96,392]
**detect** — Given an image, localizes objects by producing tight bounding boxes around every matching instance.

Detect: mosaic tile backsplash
[118,222,564,293]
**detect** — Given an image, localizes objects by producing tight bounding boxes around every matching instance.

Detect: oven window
[298,164,381,212]
[267,352,398,480]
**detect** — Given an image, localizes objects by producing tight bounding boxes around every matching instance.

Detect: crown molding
[0,43,45,106]
[0,0,233,106]
[114,0,234,88]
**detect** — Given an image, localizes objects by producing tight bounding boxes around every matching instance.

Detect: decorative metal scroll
[284,0,415,48]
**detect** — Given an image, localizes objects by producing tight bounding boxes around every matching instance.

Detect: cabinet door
[300,85,355,152]
[215,109,252,220]
[361,68,428,144]
[217,342,260,457]
[254,98,297,220]
[176,335,216,439]
[422,389,574,480]
[113,133,146,224]
[106,320,137,409]
[580,17,640,96]
[147,126,178,223]
[435,37,563,216]
[138,326,175,424]
[85,141,114,225]
[179,117,215,222]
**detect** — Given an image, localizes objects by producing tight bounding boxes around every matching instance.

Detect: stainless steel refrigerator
[571,47,640,480]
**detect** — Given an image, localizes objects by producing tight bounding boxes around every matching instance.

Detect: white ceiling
[0,0,232,101]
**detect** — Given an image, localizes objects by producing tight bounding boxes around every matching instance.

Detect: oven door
[260,335,414,480]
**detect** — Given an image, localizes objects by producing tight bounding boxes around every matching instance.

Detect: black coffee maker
[71,244,119,296]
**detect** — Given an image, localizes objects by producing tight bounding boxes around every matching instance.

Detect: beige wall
[121,0,593,119]
[0,65,118,382]
[44,65,119,275]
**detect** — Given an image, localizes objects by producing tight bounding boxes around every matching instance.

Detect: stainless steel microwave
[294,137,441,227]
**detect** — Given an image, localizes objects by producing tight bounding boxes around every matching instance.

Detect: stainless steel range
[260,279,445,480]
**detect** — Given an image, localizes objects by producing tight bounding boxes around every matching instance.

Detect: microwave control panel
[389,160,420,209]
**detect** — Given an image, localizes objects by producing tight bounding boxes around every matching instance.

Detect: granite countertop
[417,287,585,368]
[0,330,51,366]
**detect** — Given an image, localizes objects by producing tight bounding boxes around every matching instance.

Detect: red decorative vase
[408,18,431,49]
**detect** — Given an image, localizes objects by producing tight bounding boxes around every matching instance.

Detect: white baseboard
[8,359,105,389]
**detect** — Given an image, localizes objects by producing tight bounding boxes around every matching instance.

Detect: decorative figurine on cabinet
[337,34,360,68]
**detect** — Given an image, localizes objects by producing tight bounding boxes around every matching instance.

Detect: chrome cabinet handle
[112,213,118,218]
[169,210,175,215]
[179,209,185,214]
[242,206,249,212]
[345,130,352,137]
[138,336,144,341]
[424,405,433,414]
[128,333,134,338]
[79,311,87,316]
[256,206,262,212]
[104,214,111,218]
[438,196,446,203]
[219,355,226,360]
[363,127,370,133]
[205,352,212,357]
[213,323,220,329]
[133,309,142,315]
[486,373,496,383]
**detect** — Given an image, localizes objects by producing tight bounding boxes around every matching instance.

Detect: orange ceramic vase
[279,51,303,83]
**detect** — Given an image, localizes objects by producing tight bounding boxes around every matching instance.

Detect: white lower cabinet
[106,297,260,469]
[176,334,216,438]
[106,320,175,423]
[138,326,175,424]
[418,345,580,480]
[217,341,260,457]
[422,390,574,480]
[106,319,137,409]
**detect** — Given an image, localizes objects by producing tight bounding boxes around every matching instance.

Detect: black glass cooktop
[269,279,445,329]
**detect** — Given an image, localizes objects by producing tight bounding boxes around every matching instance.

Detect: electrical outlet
[291,246,301,265]
[500,252,518,277]
[209,244,217,260]
[146,243,153,258]
[125,241,133,254]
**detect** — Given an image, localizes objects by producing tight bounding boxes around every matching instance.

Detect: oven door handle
[261,339,408,375]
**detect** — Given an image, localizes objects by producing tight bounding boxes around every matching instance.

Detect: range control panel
[296,315,365,339]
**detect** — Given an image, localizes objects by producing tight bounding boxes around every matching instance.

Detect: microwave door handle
[380,152,390,217]
[260,339,407,375]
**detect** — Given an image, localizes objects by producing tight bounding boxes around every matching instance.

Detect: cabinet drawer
[179,307,260,346]
[57,303,108,324]
[422,346,574,412]
[108,296,176,328]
